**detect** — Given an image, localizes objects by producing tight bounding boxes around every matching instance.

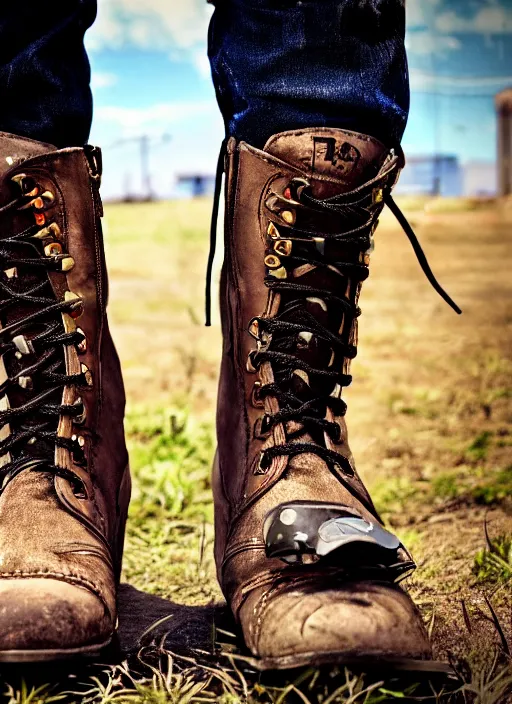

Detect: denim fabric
[0,0,96,147]
[0,0,408,149]
[208,0,409,148]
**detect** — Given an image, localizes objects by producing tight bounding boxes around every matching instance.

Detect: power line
[105,133,171,200]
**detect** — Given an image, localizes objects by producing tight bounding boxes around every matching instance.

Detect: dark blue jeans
[0,0,409,149]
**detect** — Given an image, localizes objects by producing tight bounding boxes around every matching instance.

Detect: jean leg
[0,0,96,147]
[208,0,409,148]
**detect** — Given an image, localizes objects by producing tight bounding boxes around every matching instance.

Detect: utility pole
[140,135,152,201]
[106,133,171,201]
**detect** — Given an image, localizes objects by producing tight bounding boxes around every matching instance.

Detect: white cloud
[410,67,512,92]
[86,0,213,52]
[406,0,461,56]
[407,1,512,57]
[435,6,512,34]
[96,100,215,134]
[91,72,118,90]
[407,0,444,29]
[406,30,461,55]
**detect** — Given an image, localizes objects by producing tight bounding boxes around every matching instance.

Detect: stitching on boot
[0,570,111,614]
[253,583,282,650]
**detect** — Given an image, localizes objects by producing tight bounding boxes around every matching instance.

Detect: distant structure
[496,88,512,196]
[176,174,215,198]
[397,155,462,197]
[462,161,497,198]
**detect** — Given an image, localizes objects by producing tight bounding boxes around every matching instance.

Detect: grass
[473,535,512,585]
[123,407,217,603]
[0,198,511,702]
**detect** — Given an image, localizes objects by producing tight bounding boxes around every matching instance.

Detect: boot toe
[0,578,113,657]
[240,580,432,667]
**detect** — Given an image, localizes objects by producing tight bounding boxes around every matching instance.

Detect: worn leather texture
[214,127,432,663]
[0,132,130,653]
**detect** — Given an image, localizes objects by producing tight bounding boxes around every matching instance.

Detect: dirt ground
[83,196,512,701]
[0,188,511,704]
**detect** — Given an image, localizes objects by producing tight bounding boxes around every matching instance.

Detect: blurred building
[462,161,497,198]
[397,155,462,197]
[496,88,512,196]
[176,174,215,198]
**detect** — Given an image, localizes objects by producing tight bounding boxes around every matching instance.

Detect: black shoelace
[206,145,461,473]
[0,190,89,489]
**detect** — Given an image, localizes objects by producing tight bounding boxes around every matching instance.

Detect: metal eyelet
[12,335,35,357]
[257,332,272,353]
[81,363,93,387]
[264,254,281,269]
[11,174,37,195]
[71,434,85,448]
[19,190,54,212]
[71,434,87,467]
[64,291,83,319]
[251,381,264,408]
[268,266,287,280]
[248,318,272,350]
[288,177,310,201]
[248,318,260,340]
[44,242,62,257]
[280,209,295,225]
[18,376,33,390]
[267,222,281,240]
[297,331,313,349]
[71,479,88,500]
[372,188,384,205]
[61,256,75,272]
[33,191,55,210]
[76,328,87,354]
[254,414,272,440]
[73,398,87,425]
[274,239,292,257]
[254,450,272,475]
[32,222,62,241]
[246,350,259,373]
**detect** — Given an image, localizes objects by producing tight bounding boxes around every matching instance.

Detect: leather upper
[0,133,130,648]
[214,128,431,662]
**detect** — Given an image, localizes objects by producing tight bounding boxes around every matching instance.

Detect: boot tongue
[0,132,56,178]
[263,127,389,197]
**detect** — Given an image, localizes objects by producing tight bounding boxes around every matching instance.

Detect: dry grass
[0,197,510,702]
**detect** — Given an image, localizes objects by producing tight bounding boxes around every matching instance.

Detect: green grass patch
[426,464,512,507]
[431,472,461,501]
[473,534,512,584]
[465,431,492,463]
[471,465,512,505]
[370,477,419,517]
[123,406,218,603]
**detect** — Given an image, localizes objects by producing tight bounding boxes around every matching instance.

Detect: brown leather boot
[213,128,456,671]
[0,132,130,661]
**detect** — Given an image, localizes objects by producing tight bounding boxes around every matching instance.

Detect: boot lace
[0,172,91,490]
[205,146,461,475]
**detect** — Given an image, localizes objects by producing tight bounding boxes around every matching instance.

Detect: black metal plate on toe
[263,501,415,578]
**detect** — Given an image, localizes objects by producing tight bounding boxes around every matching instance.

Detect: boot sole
[253,651,453,675]
[0,637,112,663]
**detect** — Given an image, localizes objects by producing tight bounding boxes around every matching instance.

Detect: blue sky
[86,0,512,199]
